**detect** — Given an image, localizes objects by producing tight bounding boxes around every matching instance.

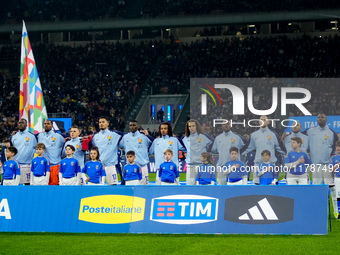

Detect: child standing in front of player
[0,146,20,185]
[123,151,142,185]
[330,140,340,219]
[257,150,277,185]
[195,152,216,185]
[284,137,311,185]
[224,147,247,185]
[159,149,179,185]
[30,143,50,185]
[82,146,106,185]
[59,145,81,185]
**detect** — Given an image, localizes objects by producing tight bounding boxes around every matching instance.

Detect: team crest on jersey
[41,160,44,164]
[170,166,173,170]
[138,138,142,144]
[231,138,235,143]
[324,135,329,140]
[10,163,13,167]
[76,144,80,149]
[107,135,112,141]
[134,168,137,172]
[169,141,173,146]
[96,165,99,169]
[197,138,202,143]
[267,135,272,140]
[71,162,74,166]
[52,137,56,142]
[25,137,30,142]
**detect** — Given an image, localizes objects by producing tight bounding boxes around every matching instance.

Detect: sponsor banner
[284,116,340,133]
[79,195,145,224]
[0,186,328,234]
[150,195,218,224]
[131,186,328,235]
[0,186,136,233]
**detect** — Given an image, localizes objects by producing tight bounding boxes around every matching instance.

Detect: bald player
[37,119,65,185]
[241,116,286,184]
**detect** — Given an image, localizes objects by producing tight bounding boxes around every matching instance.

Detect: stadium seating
[1,34,340,139]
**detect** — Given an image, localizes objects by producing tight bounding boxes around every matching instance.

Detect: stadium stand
[3,0,340,23]
[1,0,340,141]
[1,33,340,139]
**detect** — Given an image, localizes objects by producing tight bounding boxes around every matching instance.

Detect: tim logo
[224,195,294,224]
[150,195,218,224]
[201,84,311,116]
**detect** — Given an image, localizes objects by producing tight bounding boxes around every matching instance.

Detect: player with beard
[119,120,153,185]
[10,118,37,185]
[149,122,185,185]
[91,116,123,185]
[37,119,65,185]
[303,113,339,218]
[282,121,309,152]
[241,115,286,184]
[182,120,213,185]
[211,122,245,185]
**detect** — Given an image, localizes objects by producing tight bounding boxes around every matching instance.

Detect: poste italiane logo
[79,195,145,224]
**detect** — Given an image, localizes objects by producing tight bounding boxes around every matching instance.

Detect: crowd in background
[2,0,340,24]
[3,0,129,23]
[0,40,160,138]
[1,34,340,140]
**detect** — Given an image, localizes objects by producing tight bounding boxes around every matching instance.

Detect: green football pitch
[1,173,340,254]
[0,222,339,254]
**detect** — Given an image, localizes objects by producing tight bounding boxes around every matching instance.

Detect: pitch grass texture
[1,173,339,254]
[0,222,340,255]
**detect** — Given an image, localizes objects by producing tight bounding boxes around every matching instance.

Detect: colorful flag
[19,21,48,134]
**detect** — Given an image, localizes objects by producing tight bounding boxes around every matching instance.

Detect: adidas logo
[238,198,278,221]
[224,195,294,224]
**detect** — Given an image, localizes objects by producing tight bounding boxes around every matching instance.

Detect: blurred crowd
[2,0,340,24]
[1,34,340,140]
[0,40,159,138]
[4,0,129,23]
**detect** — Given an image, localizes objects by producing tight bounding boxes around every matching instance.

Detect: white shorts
[105,165,118,185]
[252,164,260,185]
[32,175,48,185]
[155,169,161,185]
[186,164,199,185]
[140,165,149,185]
[311,164,334,185]
[20,164,31,184]
[227,179,243,185]
[286,172,309,185]
[334,177,340,198]
[217,168,227,185]
[87,182,103,185]
[125,179,141,185]
[79,176,86,186]
[2,179,17,186]
[61,177,78,185]
[161,181,177,185]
